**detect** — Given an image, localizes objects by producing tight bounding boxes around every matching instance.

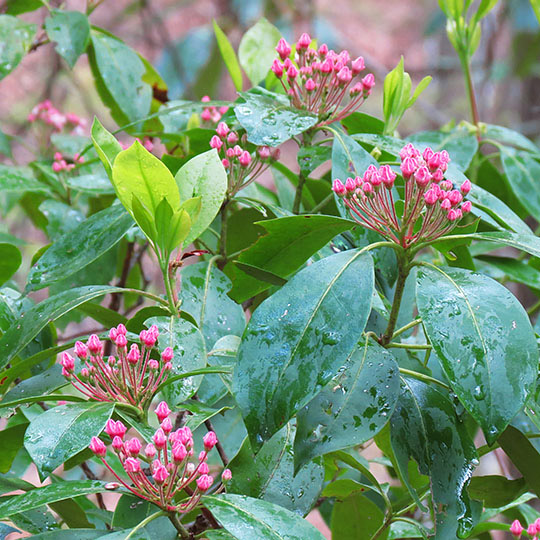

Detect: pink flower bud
[344,177,356,193]
[161,417,173,434]
[422,147,434,162]
[115,334,127,348]
[528,524,537,537]
[441,199,452,210]
[461,200,472,213]
[221,158,230,168]
[424,190,438,206]
[296,33,311,50]
[349,82,363,96]
[400,157,418,179]
[196,474,213,492]
[145,443,157,458]
[351,56,365,74]
[74,341,87,359]
[440,180,453,191]
[431,168,444,183]
[124,457,141,473]
[126,437,142,456]
[52,162,63,173]
[164,361,173,371]
[203,431,218,450]
[276,38,291,60]
[271,59,284,78]
[239,151,252,167]
[177,426,193,445]
[112,436,124,451]
[287,64,298,79]
[510,520,523,537]
[161,347,173,363]
[414,166,431,188]
[54,152,63,161]
[105,419,127,439]
[447,209,459,221]
[427,152,443,170]
[362,182,374,195]
[222,469,232,482]
[332,179,346,197]
[233,145,243,157]
[60,352,75,372]
[535,518,540,533]
[448,190,463,206]
[227,131,238,145]
[399,143,419,160]
[361,73,375,93]
[87,334,103,354]
[199,462,209,475]
[305,78,316,92]
[379,165,396,188]
[318,43,328,57]
[149,359,159,370]
[337,66,352,85]
[225,147,235,159]
[80,367,90,379]
[370,172,382,187]
[201,109,212,122]
[89,436,107,457]
[460,179,471,195]
[117,325,126,337]
[258,146,271,160]
[155,401,171,422]
[216,122,229,138]
[153,428,167,450]
[153,464,169,484]
[127,345,140,365]
[109,327,118,341]
[210,135,223,150]
[172,443,187,462]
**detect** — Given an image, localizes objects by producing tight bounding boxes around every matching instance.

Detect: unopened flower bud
[127,345,140,365]
[461,201,472,213]
[379,165,396,188]
[424,190,438,206]
[153,428,167,450]
[510,520,523,537]
[332,179,346,197]
[196,474,213,491]
[239,151,252,167]
[448,190,463,206]
[344,177,356,193]
[226,131,238,145]
[414,166,431,188]
[87,334,103,354]
[351,56,365,74]
[271,59,284,78]
[258,146,271,160]
[337,66,352,85]
[124,457,141,473]
[460,179,471,195]
[203,431,218,450]
[318,43,328,57]
[361,73,375,93]
[172,442,187,463]
[447,209,459,221]
[149,359,159,370]
[126,437,142,456]
[210,135,223,150]
[297,33,311,50]
[276,38,291,60]
[153,464,169,484]
[112,436,124,451]
[199,462,210,475]
[287,64,298,79]
[115,334,127,348]
[400,157,418,179]
[155,401,171,422]
[441,199,452,210]
[89,436,107,457]
[305,78,316,92]
[74,341,87,359]
[145,443,157,458]
[161,417,173,434]
[222,468,232,482]
[60,352,75,372]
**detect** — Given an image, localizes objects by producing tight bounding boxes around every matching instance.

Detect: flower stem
[125,511,165,540]
[292,130,314,214]
[218,200,230,269]
[168,511,190,539]
[461,57,480,135]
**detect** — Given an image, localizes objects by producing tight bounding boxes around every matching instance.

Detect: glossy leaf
[485,124,540,154]
[390,377,477,537]
[0,15,36,79]
[0,480,113,520]
[228,423,324,516]
[467,475,527,508]
[179,262,245,348]
[0,164,49,193]
[3,364,66,406]
[226,215,355,302]
[294,340,399,471]
[213,20,242,91]
[175,149,227,245]
[24,402,114,477]
[27,205,133,291]
[0,285,122,369]
[146,316,206,405]
[0,422,27,473]
[233,249,374,449]
[416,264,538,443]
[235,89,318,147]
[331,493,387,540]
[476,255,540,289]
[202,493,326,540]
[91,117,122,179]
[44,10,90,68]
[237,18,281,85]
[89,31,151,124]
[0,243,21,285]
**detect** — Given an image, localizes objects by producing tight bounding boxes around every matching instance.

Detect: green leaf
[66,173,115,195]
[0,243,21,285]
[226,215,355,302]
[498,425,540,500]
[179,262,245,349]
[476,255,540,289]
[3,364,66,406]
[235,89,318,147]
[5,0,43,14]
[0,480,113,520]
[331,493,387,540]
[294,340,399,471]
[213,20,242,91]
[233,249,374,449]
[233,262,288,287]
[390,377,477,538]
[146,316,206,405]
[0,15,36,79]
[202,493,326,540]
[467,475,527,508]
[501,148,540,222]
[484,124,539,154]
[416,264,538,443]
[0,285,123,370]
[238,18,281,85]
[44,10,90,68]
[0,422,27,473]
[24,402,114,478]
[0,164,50,194]
[89,31,151,125]
[228,424,324,516]
[175,149,227,245]
[91,117,123,179]
[27,205,133,291]
[112,141,180,220]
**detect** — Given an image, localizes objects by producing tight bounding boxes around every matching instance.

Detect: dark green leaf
[233,262,288,287]
[29,531,104,540]
[0,243,21,285]
[331,493,387,540]
[467,475,527,508]
[202,493,326,540]
[226,215,355,302]
[235,89,317,147]
[416,264,537,443]
[24,402,114,477]
[27,205,133,291]
[0,15,36,79]
[233,249,374,449]
[48,498,93,529]
[0,480,114,519]
[3,364,66,406]
[295,340,399,471]
[476,255,540,289]
[0,422,27,473]
[485,124,540,154]
[44,10,90,68]
[390,377,477,537]
[146,316,206,405]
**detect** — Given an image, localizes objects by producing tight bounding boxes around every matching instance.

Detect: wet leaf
[416,264,538,443]
[0,15,36,79]
[467,475,527,508]
[390,377,477,538]
[24,402,114,478]
[0,165,49,193]
[235,89,317,147]
[213,20,242,91]
[233,249,374,449]
[91,117,123,179]
[294,340,399,471]
[484,124,540,154]
[202,493,326,540]
[44,10,90,68]
[0,243,21,285]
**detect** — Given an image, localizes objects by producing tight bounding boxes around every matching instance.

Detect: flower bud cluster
[28,100,86,134]
[510,518,540,538]
[210,121,279,196]
[333,143,472,248]
[201,95,229,124]
[52,151,84,173]
[271,33,374,126]
[60,324,173,410]
[89,402,231,512]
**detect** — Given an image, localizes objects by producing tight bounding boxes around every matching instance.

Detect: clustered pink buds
[89,402,231,512]
[510,518,540,538]
[28,100,86,134]
[333,143,472,248]
[52,151,84,173]
[210,122,279,196]
[201,96,229,124]
[271,34,374,126]
[60,324,173,411]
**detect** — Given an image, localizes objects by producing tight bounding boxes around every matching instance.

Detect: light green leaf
[91,117,122,178]
[0,15,36,79]
[44,10,90,68]
[213,19,242,91]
